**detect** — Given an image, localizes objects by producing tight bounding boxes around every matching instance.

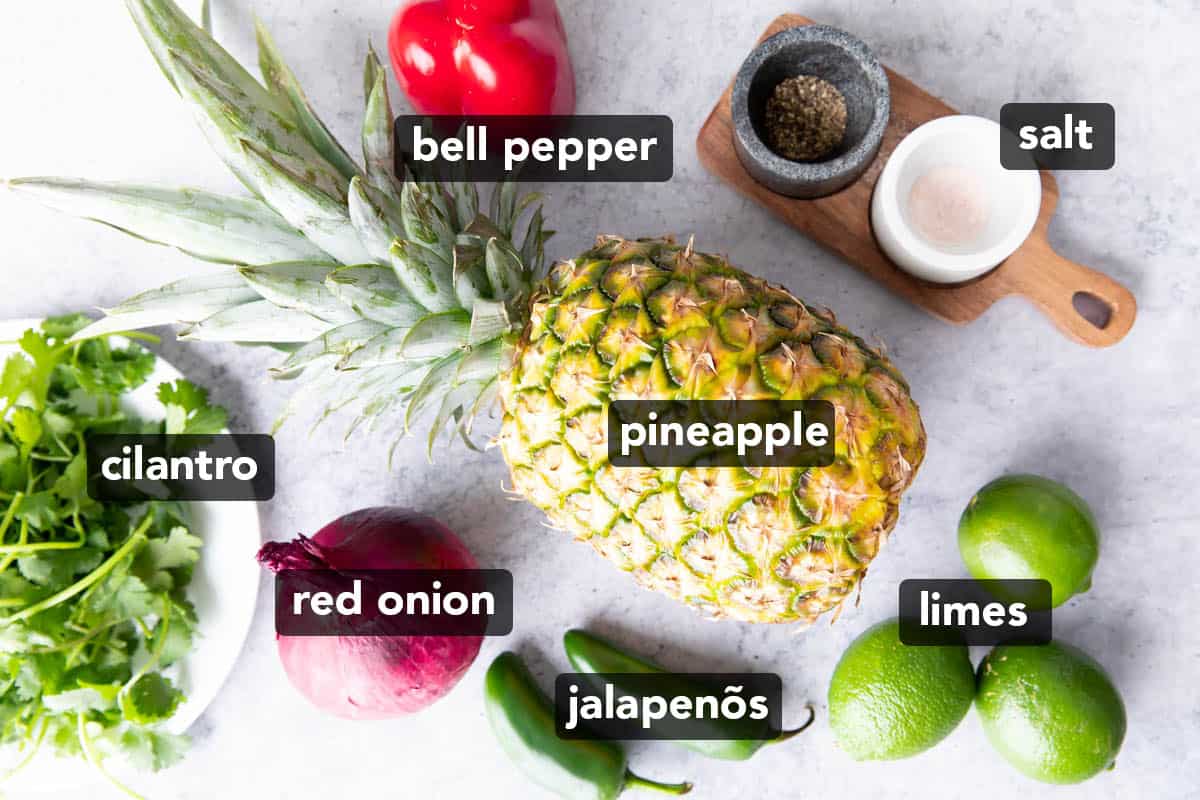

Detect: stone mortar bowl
[732,24,890,198]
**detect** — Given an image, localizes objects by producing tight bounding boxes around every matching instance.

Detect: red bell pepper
[387,0,576,116]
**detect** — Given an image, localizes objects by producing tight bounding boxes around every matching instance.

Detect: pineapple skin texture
[497,237,926,624]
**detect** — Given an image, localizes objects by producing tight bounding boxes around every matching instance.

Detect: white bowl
[871,114,1042,283]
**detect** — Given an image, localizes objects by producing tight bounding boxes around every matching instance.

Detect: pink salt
[906,165,990,249]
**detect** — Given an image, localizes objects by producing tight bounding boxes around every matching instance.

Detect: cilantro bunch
[0,314,226,792]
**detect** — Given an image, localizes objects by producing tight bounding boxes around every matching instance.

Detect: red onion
[257,507,482,719]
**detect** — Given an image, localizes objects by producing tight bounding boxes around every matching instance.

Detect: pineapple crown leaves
[3,0,554,456]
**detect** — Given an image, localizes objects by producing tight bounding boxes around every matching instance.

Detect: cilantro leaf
[13,491,60,531]
[0,353,34,406]
[0,622,54,654]
[46,717,83,757]
[70,343,157,397]
[41,313,93,341]
[119,672,183,725]
[53,453,99,518]
[140,526,202,573]
[0,572,39,605]
[117,728,190,772]
[17,547,103,588]
[150,599,197,668]
[42,683,121,713]
[41,406,76,441]
[0,442,21,490]
[157,379,227,435]
[16,329,57,407]
[87,569,158,620]
[15,652,67,700]
[10,406,43,457]
[148,501,190,532]
[134,527,202,593]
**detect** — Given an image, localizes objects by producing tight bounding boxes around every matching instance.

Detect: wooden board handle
[1002,233,1137,347]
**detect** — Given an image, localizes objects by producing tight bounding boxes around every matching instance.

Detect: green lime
[958,474,1099,608]
[976,642,1125,784]
[828,619,974,760]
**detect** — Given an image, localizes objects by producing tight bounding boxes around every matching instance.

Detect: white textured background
[1,1,1196,798]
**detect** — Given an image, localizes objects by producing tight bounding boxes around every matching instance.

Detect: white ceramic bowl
[871,114,1042,283]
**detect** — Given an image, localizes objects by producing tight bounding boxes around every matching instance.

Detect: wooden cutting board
[696,14,1136,347]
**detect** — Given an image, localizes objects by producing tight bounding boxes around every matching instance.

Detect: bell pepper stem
[624,772,693,796]
[772,704,817,743]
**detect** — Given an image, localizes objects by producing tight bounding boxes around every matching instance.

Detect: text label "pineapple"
[608,400,835,468]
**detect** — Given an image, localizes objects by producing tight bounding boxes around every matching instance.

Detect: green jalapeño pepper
[563,629,815,761]
[484,652,692,800]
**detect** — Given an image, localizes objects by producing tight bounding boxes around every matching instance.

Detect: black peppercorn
[763,75,847,162]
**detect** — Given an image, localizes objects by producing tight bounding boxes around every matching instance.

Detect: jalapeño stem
[772,704,817,743]
[625,772,693,796]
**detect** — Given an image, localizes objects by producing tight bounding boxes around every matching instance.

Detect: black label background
[394,115,673,181]
[608,400,835,468]
[555,673,783,741]
[86,434,274,501]
[274,569,513,637]
[1000,102,1115,170]
[898,578,1052,646]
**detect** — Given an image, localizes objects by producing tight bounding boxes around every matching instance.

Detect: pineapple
[498,237,923,623]
[5,0,925,625]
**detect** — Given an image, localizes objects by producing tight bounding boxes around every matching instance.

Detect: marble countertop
[1,1,1196,798]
